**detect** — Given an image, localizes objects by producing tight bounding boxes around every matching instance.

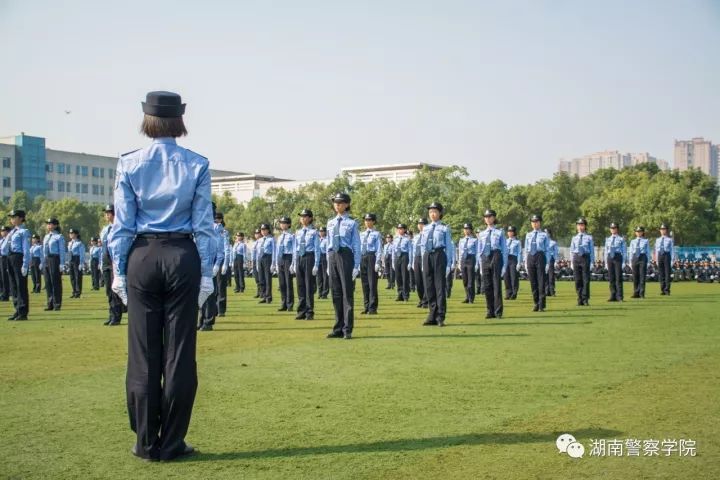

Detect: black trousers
[8,253,28,316]
[475,268,482,294]
[200,275,219,326]
[481,250,504,316]
[446,269,454,298]
[573,254,591,303]
[126,237,200,461]
[0,256,9,300]
[217,269,228,315]
[103,267,124,323]
[527,252,546,309]
[462,255,476,302]
[278,254,294,309]
[658,253,672,294]
[318,253,329,298]
[607,253,624,301]
[44,254,62,309]
[91,258,100,289]
[69,255,83,296]
[394,252,410,300]
[632,254,647,297]
[31,257,42,293]
[258,255,273,301]
[360,253,378,313]
[413,254,426,306]
[545,259,556,296]
[384,254,395,288]
[233,255,245,292]
[253,264,262,297]
[329,248,355,335]
[504,255,519,299]
[408,259,416,290]
[296,252,316,317]
[423,249,447,323]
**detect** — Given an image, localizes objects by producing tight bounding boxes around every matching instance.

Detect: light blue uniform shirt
[43,231,66,265]
[629,237,651,259]
[89,245,101,261]
[109,137,215,278]
[274,230,295,269]
[99,224,112,271]
[213,223,228,271]
[523,229,550,265]
[257,234,276,265]
[233,241,246,259]
[420,221,455,267]
[0,235,8,256]
[392,234,411,266]
[477,226,508,269]
[654,235,675,262]
[292,226,321,269]
[457,235,478,262]
[68,239,86,264]
[604,235,627,264]
[410,233,424,259]
[8,225,32,270]
[326,213,361,269]
[360,229,382,256]
[507,237,521,257]
[319,236,328,255]
[31,244,44,268]
[547,239,559,262]
[570,232,595,263]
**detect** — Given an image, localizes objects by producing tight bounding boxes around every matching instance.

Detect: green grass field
[1,277,718,479]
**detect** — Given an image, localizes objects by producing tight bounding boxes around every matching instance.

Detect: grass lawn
[1,277,718,479]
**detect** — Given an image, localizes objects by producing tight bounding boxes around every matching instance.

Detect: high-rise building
[557,150,667,178]
[674,138,718,180]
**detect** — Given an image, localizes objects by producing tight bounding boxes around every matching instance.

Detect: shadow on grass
[446,321,592,327]
[359,333,529,339]
[185,427,622,461]
[214,325,381,332]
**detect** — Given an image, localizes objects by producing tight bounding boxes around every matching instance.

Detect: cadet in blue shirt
[604,222,627,302]
[6,210,31,320]
[421,202,455,326]
[654,223,674,295]
[523,214,550,312]
[477,210,508,319]
[629,226,651,298]
[275,216,295,312]
[544,228,559,297]
[458,222,477,304]
[89,236,101,290]
[99,204,123,325]
[232,232,246,293]
[257,223,276,304]
[213,212,232,319]
[109,91,214,461]
[67,228,85,299]
[293,209,321,320]
[504,226,521,300]
[30,234,44,294]
[411,218,428,308]
[383,234,395,289]
[325,192,361,339]
[570,217,594,306]
[43,218,65,311]
[392,223,411,302]
[317,227,330,299]
[359,213,382,315]
[251,228,263,298]
[0,225,10,301]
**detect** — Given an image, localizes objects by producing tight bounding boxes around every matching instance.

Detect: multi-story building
[674,138,718,180]
[341,162,443,183]
[558,150,668,178]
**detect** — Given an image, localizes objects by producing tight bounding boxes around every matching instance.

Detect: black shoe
[631,294,640,298]
[511,295,517,300]
[44,307,54,311]
[343,333,352,339]
[504,296,511,300]
[496,312,503,319]
[327,332,343,338]
[218,313,225,317]
[437,320,445,327]
[367,311,377,315]
[485,314,496,319]
[532,306,539,312]
[277,306,287,311]
[395,297,403,301]
[660,292,666,296]
[15,315,27,320]
[254,294,260,298]
[7,314,17,320]
[54,307,61,311]
[462,299,469,304]
[305,315,314,320]
[103,319,112,325]
[583,300,590,306]
[360,310,368,315]
[259,299,267,304]
[295,314,306,320]
[233,290,240,293]
[422,320,437,326]
[130,445,156,462]
[199,324,213,331]
[108,321,121,326]
[577,300,584,306]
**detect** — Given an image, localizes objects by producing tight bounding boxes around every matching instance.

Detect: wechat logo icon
[557,433,585,459]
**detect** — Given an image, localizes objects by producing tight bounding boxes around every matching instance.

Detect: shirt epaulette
[120,148,141,157]
[185,149,207,160]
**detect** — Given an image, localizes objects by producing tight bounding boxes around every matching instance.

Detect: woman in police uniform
[43,218,65,311]
[109,91,215,461]
[67,228,85,298]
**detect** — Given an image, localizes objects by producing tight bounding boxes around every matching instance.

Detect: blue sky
[1,0,718,184]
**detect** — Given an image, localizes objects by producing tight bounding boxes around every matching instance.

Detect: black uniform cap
[236,231,244,236]
[417,218,428,225]
[260,223,271,230]
[463,223,473,230]
[90,236,98,241]
[396,223,407,230]
[426,201,444,212]
[142,91,186,118]
[530,214,542,222]
[609,222,619,229]
[659,223,669,229]
[0,226,9,232]
[634,226,645,232]
[385,234,393,239]
[8,209,25,218]
[332,192,351,204]
[31,234,40,239]
[278,216,291,224]
[507,225,517,233]
[254,228,261,234]
[364,213,377,221]
[319,227,327,233]
[298,209,314,217]
[483,209,497,217]
[46,217,59,225]
[103,204,115,213]
[214,212,225,220]
[68,228,79,234]
[576,217,587,225]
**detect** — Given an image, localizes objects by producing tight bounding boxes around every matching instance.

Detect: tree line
[2,163,718,245]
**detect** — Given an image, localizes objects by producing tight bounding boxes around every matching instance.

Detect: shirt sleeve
[589,237,595,264]
[500,231,508,268]
[445,227,454,267]
[352,222,361,269]
[313,232,321,269]
[59,236,66,266]
[22,230,31,270]
[191,162,215,278]
[109,158,139,277]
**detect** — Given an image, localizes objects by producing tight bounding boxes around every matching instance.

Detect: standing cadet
[89,237,101,290]
[392,223,411,302]
[477,210,507,319]
[67,229,85,298]
[407,231,416,292]
[570,218,594,306]
[325,192,361,339]
[383,234,395,289]
[544,228,558,297]
[43,218,65,311]
[411,218,428,308]
[0,226,10,301]
[232,232,246,293]
[654,223,674,295]
[421,202,454,326]
[99,204,123,325]
[359,213,382,315]
[293,209,321,320]
[274,216,295,312]
[475,226,483,296]
[30,234,44,293]
[109,90,214,461]
[213,213,231,317]
[257,223,275,304]
[523,214,550,312]
[504,226,521,300]
[458,222,477,304]
[604,222,627,302]
[6,210,31,320]
[629,226,651,298]
[251,228,263,298]
[199,206,225,330]
[317,227,329,299]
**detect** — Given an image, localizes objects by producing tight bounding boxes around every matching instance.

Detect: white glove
[545,265,549,274]
[61,265,67,274]
[40,264,44,271]
[374,263,380,273]
[312,266,318,276]
[198,276,214,308]
[326,267,330,276]
[445,267,451,276]
[21,266,28,277]
[271,265,278,274]
[501,267,506,278]
[458,270,462,278]
[289,265,296,275]
[516,263,521,272]
[408,264,412,271]
[212,265,220,277]
[474,263,479,272]
[352,267,360,280]
[221,264,228,275]
[112,275,128,306]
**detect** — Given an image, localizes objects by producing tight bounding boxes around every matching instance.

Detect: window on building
[66,164,71,174]
[100,185,105,195]
[76,165,81,176]
[81,184,88,194]
[66,182,70,192]
[108,168,115,179]
[2,177,10,188]
[47,180,53,191]
[100,168,104,178]
[81,166,88,177]
[58,182,65,192]
[57,163,65,174]
[46,163,54,173]
[92,184,99,195]
[2,197,9,203]
[76,183,81,193]
[92,167,100,177]
[2,157,10,168]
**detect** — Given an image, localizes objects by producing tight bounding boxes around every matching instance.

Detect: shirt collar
[152,137,177,145]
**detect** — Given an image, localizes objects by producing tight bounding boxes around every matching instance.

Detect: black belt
[428,247,445,253]
[137,232,192,239]
[301,252,316,257]
[9,252,23,256]
[331,247,351,253]
[362,252,377,256]
[47,253,59,258]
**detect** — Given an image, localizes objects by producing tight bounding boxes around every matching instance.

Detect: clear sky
[1,0,719,184]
